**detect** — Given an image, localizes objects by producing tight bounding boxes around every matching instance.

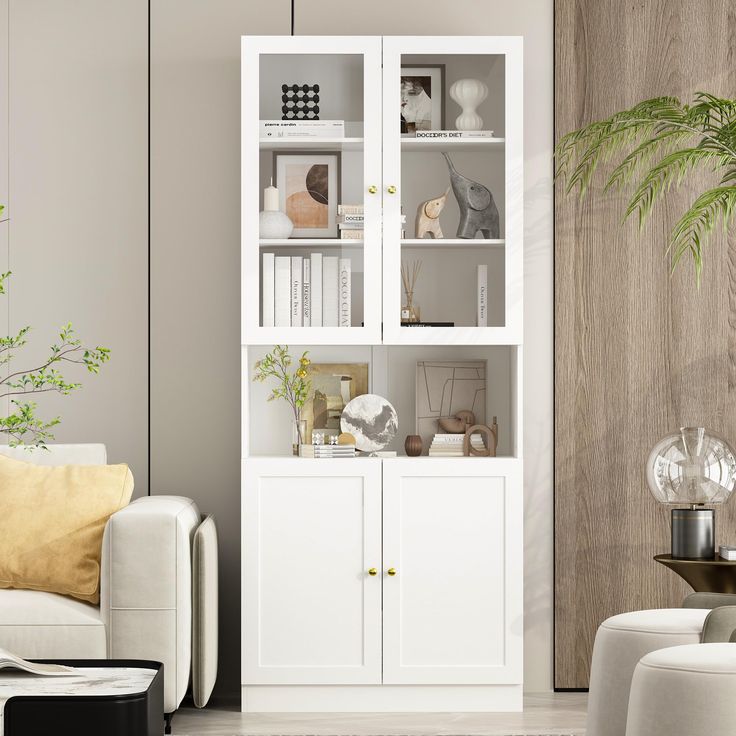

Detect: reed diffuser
[401,260,422,324]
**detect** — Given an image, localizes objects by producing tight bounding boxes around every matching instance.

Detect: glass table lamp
[646,427,736,559]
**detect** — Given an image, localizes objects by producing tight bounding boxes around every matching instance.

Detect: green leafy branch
[0,271,110,447]
[252,345,311,427]
[555,92,736,283]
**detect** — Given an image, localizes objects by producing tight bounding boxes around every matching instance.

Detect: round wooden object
[404,434,423,457]
[464,424,493,456]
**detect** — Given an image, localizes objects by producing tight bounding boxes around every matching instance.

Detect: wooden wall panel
[555,0,736,688]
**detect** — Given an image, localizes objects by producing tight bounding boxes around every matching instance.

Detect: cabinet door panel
[243,458,382,684]
[382,458,522,684]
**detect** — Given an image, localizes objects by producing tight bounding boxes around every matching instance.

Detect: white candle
[264,179,279,212]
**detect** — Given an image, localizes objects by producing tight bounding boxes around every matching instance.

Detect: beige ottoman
[586,608,709,736]
[626,643,736,736]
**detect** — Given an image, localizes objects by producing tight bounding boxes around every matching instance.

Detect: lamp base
[671,508,714,560]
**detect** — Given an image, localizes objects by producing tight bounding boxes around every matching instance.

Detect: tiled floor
[173,693,587,736]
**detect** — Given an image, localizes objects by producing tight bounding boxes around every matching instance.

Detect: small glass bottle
[401,290,421,324]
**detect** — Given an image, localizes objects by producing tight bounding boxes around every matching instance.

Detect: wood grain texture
[555,0,736,688]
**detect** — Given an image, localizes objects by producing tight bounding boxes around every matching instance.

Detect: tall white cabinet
[242,35,523,712]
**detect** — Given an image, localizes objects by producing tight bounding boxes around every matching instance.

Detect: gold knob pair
[367,568,397,576]
[367,185,397,194]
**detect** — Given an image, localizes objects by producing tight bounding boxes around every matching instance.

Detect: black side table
[655,554,736,593]
[3,659,163,736]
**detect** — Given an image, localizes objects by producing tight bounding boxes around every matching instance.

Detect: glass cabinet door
[382,36,523,345]
[242,36,382,345]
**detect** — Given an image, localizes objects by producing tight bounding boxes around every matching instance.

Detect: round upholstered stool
[586,608,709,736]
[626,643,736,736]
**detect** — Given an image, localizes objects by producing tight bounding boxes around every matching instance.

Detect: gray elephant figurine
[442,152,500,239]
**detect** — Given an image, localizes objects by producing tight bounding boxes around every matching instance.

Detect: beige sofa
[0,444,217,730]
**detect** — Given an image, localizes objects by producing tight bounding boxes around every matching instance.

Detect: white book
[339,258,351,328]
[414,130,495,139]
[274,256,291,327]
[261,253,275,327]
[323,256,339,327]
[477,264,488,327]
[0,647,74,676]
[291,256,303,327]
[259,120,345,137]
[310,253,323,327]
[303,259,311,327]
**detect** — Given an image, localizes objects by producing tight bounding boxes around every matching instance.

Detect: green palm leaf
[556,92,736,282]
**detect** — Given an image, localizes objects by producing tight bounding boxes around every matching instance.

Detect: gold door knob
[387,568,397,576]
[368,568,378,576]
[368,185,377,194]
[387,185,397,194]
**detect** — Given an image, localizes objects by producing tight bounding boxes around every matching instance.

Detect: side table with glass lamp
[647,427,736,591]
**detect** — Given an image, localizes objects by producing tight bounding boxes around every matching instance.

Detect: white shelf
[259,137,364,151]
[401,137,505,152]
[259,239,364,248]
[401,238,505,248]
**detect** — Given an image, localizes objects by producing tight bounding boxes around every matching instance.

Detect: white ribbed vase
[449,78,489,131]
[259,210,294,239]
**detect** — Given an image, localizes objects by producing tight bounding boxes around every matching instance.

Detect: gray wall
[4,0,148,492]
[4,0,553,701]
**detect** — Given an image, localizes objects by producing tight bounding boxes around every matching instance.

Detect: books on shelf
[338,204,363,215]
[401,321,455,327]
[340,230,364,240]
[290,256,303,327]
[303,258,311,327]
[310,253,322,326]
[262,253,275,327]
[300,444,357,458]
[428,433,486,457]
[413,130,496,139]
[323,256,339,327]
[720,545,736,560]
[262,252,352,328]
[339,258,351,328]
[274,256,291,327]
[260,120,345,138]
[477,264,488,327]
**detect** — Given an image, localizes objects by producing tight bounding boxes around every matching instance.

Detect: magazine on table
[0,648,75,676]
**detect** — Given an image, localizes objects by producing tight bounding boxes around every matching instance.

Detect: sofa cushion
[193,514,218,708]
[0,453,134,604]
[0,589,106,659]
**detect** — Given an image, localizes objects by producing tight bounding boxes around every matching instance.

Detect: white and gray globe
[341,394,398,452]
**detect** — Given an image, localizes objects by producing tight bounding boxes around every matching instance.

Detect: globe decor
[646,427,736,560]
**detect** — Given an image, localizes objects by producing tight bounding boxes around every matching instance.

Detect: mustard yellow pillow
[0,454,134,604]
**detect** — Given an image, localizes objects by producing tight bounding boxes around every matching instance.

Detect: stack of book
[720,545,736,560]
[337,205,364,240]
[413,130,495,139]
[259,120,345,139]
[262,253,351,328]
[300,444,356,458]
[428,433,486,457]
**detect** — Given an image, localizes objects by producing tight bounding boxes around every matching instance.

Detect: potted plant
[555,92,736,283]
[253,345,311,455]
[0,270,110,447]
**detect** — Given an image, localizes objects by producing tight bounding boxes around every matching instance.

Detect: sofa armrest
[100,496,200,714]
[701,605,736,643]
[682,592,736,609]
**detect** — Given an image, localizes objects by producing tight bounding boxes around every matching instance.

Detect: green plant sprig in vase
[253,345,311,455]
[555,92,736,283]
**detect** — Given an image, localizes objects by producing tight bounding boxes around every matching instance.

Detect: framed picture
[273,151,341,238]
[400,65,445,136]
[415,360,486,454]
[301,363,369,442]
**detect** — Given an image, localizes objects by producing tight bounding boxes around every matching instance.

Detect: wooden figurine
[443,152,500,239]
[415,187,450,239]
[438,410,475,434]
[463,416,498,457]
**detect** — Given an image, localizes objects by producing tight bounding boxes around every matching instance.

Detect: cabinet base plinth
[241,684,523,712]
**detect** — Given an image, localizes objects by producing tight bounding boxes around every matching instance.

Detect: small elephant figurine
[443,152,500,239]
[415,187,450,239]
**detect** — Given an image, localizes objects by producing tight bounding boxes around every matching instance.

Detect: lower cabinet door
[382,458,523,684]
[243,458,382,684]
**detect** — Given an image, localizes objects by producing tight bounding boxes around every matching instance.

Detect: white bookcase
[241,35,524,712]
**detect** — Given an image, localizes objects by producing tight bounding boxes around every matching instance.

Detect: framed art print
[273,151,341,238]
[400,65,445,136]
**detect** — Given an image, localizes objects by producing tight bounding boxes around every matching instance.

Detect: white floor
[173,693,588,735]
